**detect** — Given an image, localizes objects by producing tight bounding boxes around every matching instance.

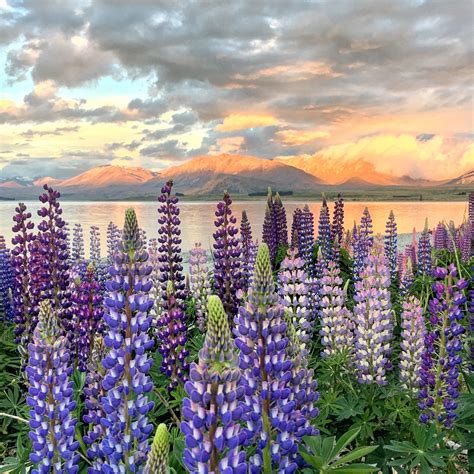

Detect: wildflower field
[0,182,473,473]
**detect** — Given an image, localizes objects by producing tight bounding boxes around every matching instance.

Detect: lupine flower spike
[145,424,170,474]
[417,219,432,276]
[188,243,211,331]
[317,195,332,265]
[331,194,344,249]
[384,210,398,280]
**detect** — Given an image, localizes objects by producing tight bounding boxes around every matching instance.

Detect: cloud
[276,129,331,146]
[209,136,246,155]
[20,125,80,138]
[215,113,279,132]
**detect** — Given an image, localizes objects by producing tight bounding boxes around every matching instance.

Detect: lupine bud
[331,194,344,249]
[418,265,466,428]
[90,225,101,262]
[26,300,79,473]
[353,252,393,385]
[317,196,332,265]
[72,223,85,262]
[399,296,425,391]
[319,261,353,358]
[188,243,211,331]
[182,295,246,473]
[417,219,432,276]
[101,208,155,470]
[145,424,170,474]
[384,210,398,280]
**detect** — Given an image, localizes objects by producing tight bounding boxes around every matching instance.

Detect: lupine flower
[148,237,164,335]
[404,242,417,271]
[290,208,302,249]
[72,223,85,262]
[139,227,148,251]
[101,208,155,470]
[0,236,14,321]
[331,194,344,247]
[353,252,393,385]
[384,210,398,280]
[319,261,353,358]
[262,200,277,263]
[156,281,189,391]
[90,225,101,262]
[457,221,472,263]
[469,192,474,254]
[417,219,432,276]
[182,295,246,473]
[274,192,288,249]
[83,337,107,473]
[71,263,104,370]
[11,203,36,343]
[399,255,414,297]
[213,191,242,319]
[352,222,365,281]
[240,210,253,291]
[359,207,374,257]
[434,222,447,251]
[418,265,467,428]
[158,180,186,308]
[317,196,332,265]
[234,243,303,472]
[399,296,425,391]
[106,221,120,263]
[470,267,474,368]
[188,243,211,331]
[297,205,314,268]
[26,300,79,473]
[145,424,170,474]
[446,221,457,253]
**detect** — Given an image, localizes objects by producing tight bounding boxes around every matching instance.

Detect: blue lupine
[418,265,467,428]
[317,196,332,265]
[0,235,14,321]
[26,300,79,473]
[262,202,277,263]
[434,222,447,251]
[274,192,288,249]
[72,223,85,262]
[182,295,247,473]
[101,208,155,471]
[417,219,432,276]
[384,210,398,280]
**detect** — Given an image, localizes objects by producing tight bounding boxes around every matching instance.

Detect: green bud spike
[122,208,140,252]
[166,280,174,296]
[424,217,429,232]
[389,210,395,219]
[267,186,273,205]
[36,300,61,343]
[249,243,274,305]
[274,192,282,206]
[144,423,170,474]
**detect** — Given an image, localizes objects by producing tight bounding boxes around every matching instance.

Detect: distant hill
[443,169,474,186]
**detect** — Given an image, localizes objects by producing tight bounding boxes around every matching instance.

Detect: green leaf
[331,427,361,460]
[331,464,379,473]
[333,446,379,466]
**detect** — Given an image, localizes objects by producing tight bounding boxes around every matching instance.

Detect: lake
[0,200,468,258]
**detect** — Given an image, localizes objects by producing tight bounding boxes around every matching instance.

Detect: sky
[0,0,473,180]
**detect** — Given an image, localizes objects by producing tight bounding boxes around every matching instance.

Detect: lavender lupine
[262,203,277,263]
[26,300,79,473]
[399,296,425,391]
[234,243,300,472]
[101,208,155,470]
[144,424,170,474]
[404,242,417,271]
[399,255,414,297]
[157,180,186,308]
[290,208,302,249]
[359,207,374,257]
[213,191,242,319]
[240,210,253,290]
[274,192,288,248]
[352,222,365,281]
[317,196,332,265]
[90,225,101,262]
[182,295,246,473]
[384,210,398,280]
[434,222,447,251]
[319,261,353,358]
[457,221,472,262]
[72,223,85,262]
[446,221,457,253]
[469,192,474,254]
[11,203,36,343]
[418,265,467,428]
[353,252,393,385]
[156,281,189,391]
[331,194,344,247]
[278,248,312,353]
[188,243,211,331]
[0,236,14,321]
[298,205,314,268]
[106,221,120,263]
[417,219,432,276]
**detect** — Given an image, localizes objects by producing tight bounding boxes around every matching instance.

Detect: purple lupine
[26,300,79,473]
[359,207,374,257]
[274,192,288,249]
[417,219,432,276]
[319,261,353,358]
[297,204,314,268]
[331,194,344,248]
[434,222,447,251]
[399,254,414,297]
[418,265,467,428]
[182,295,246,473]
[0,236,14,321]
[352,222,365,281]
[278,248,312,354]
[353,252,393,385]
[469,192,474,254]
[188,243,211,331]
[234,243,302,472]
[101,208,155,470]
[384,210,398,280]
[213,191,242,320]
[291,208,302,249]
[157,180,186,309]
[156,281,189,391]
[106,221,120,263]
[90,225,101,262]
[83,336,107,473]
[470,267,474,368]
[317,196,332,265]
[446,221,457,253]
[72,223,85,262]
[35,185,71,318]
[399,296,425,391]
[458,221,472,263]
[262,203,277,263]
[405,241,417,272]
[240,210,253,291]
[11,203,36,343]
[71,263,104,371]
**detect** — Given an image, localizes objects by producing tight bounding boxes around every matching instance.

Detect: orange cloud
[276,128,331,146]
[210,136,246,154]
[215,113,279,132]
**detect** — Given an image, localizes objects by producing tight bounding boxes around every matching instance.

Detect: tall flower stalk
[384,210,398,280]
[101,208,155,471]
[90,225,101,262]
[0,236,14,321]
[262,202,277,264]
[331,194,344,248]
[317,196,332,265]
[188,243,211,331]
[417,219,432,276]
[240,210,253,291]
[434,222,447,251]
[106,221,120,263]
[274,192,288,249]
[72,223,85,262]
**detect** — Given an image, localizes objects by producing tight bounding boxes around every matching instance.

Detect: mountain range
[0,153,472,200]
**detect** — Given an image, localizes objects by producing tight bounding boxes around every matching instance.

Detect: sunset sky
[0,0,472,180]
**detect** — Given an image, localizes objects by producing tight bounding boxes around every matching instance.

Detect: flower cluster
[434,222,447,251]
[213,191,242,319]
[418,265,467,428]
[294,205,314,269]
[106,221,120,263]
[0,236,14,321]
[417,220,432,276]
[26,300,79,473]
[182,295,246,473]
[90,225,101,262]
[331,194,344,250]
[317,196,332,266]
[240,210,254,290]
[262,201,277,263]
[384,210,398,280]
[101,208,155,470]
[353,252,393,385]
[399,296,425,391]
[399,254,414,297]
[188,243,211,331]
[274,192,288,250]
[72,223,85,262]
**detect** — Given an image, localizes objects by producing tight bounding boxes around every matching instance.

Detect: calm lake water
[0,200,468,258]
